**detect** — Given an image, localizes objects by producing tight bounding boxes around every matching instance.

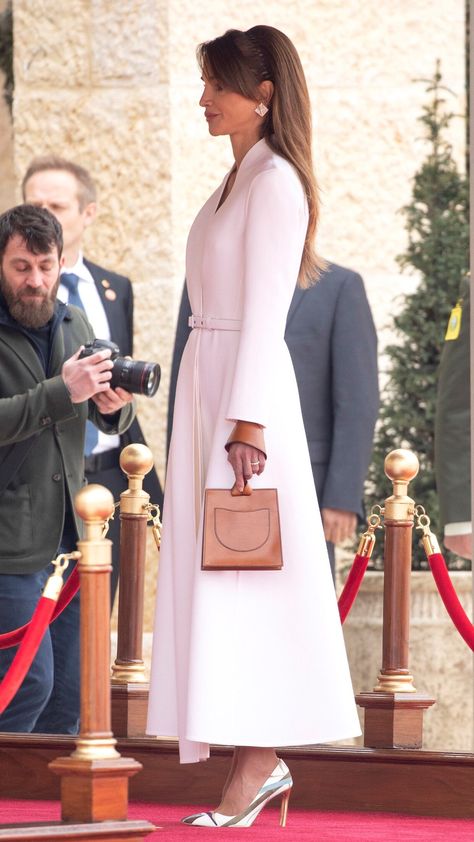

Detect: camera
[79,339,161,397]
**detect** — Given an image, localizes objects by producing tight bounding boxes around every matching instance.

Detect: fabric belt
[84,448,120,474]
[188,315,241,331]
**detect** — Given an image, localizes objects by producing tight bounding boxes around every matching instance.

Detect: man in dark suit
[169,264,379,575]
[22,156,163,599]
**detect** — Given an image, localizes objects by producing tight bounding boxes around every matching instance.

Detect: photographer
[0,205,134,734]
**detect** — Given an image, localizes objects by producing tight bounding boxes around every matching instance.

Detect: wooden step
[0,735,473,818]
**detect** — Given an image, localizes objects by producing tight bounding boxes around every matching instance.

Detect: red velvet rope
[0,567,80,650]
[428,552,474,650]
[338,553,371,624]
[0,596,56,715]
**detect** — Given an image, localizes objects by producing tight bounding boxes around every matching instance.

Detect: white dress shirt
[59,254,120,455]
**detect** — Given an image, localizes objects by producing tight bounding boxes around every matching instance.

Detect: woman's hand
[227,442,266,492]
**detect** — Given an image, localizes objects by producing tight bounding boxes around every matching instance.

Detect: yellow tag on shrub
[445,302,462,341]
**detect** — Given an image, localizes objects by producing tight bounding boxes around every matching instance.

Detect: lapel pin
[105,289,117,301]
[101,279,111,288]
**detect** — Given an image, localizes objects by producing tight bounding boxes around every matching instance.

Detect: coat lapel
[0,331,44,381]
[83,259,122,347]
[84,260,109,310]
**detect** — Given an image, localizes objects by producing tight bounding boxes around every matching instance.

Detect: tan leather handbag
[202,482,283,571]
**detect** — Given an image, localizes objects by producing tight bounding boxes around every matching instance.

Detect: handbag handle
[231,481,252,497]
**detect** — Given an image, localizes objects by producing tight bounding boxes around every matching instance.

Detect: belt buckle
[190,315,206,329]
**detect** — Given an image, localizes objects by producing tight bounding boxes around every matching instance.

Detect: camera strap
[61,318,76,361]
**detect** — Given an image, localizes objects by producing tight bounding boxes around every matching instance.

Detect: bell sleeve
[225,165,307,430]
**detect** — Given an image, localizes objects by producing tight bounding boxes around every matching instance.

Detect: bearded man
[0,204,134,733]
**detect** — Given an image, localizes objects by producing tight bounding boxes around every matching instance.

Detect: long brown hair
[197,26,324,288]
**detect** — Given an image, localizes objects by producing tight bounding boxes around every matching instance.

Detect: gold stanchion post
[49,484,154,837]
[356,449,436,748]
[111,444,155,737]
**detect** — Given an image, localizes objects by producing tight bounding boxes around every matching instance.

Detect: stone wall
[0,0,15,209]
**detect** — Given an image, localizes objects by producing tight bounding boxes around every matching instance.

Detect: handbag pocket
[214,507,270,552]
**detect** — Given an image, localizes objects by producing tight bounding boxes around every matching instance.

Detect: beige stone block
[90,0,167,85]
[14,0,168,88]
[296,0,464,92]
[0,78,15,213]
[14,0,90,87]
[315,84,465,274]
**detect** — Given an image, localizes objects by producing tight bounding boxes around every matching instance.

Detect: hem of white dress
[145,729,177,739]
[144,730,362,764]
[184,727,362,747]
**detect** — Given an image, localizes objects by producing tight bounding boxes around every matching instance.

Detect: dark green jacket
[435,276,471,528]
[0,301,135,574]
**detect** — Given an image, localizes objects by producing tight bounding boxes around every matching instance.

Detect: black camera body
[79,339,161,397]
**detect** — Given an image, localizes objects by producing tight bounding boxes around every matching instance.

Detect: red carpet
[0,801,473,841]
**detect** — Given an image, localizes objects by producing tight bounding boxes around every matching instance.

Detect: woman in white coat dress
[147,25,361,828]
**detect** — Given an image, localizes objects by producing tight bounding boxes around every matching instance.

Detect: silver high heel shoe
[182,758,293,827]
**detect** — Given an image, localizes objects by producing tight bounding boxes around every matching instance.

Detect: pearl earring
[255,102,269,117]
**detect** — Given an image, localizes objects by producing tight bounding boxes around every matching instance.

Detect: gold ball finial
[120,443,154,477]
[384,449,419,483]
[75,483,115,522]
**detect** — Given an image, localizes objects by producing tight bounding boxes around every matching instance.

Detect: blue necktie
[61,272,83,309]
[61,273,99,457]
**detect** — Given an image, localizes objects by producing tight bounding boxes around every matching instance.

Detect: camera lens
[110,359,161,397]
[142,364,160,397]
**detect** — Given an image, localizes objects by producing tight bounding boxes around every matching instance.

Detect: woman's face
[199,75,260,139]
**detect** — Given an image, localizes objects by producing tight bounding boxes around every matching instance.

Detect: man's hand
[62,347,114,403]
[91,386,133,414]
[322,508,357,545]
[444,533,472,560]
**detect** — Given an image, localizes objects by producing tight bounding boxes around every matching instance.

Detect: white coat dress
[146,138,361,763]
